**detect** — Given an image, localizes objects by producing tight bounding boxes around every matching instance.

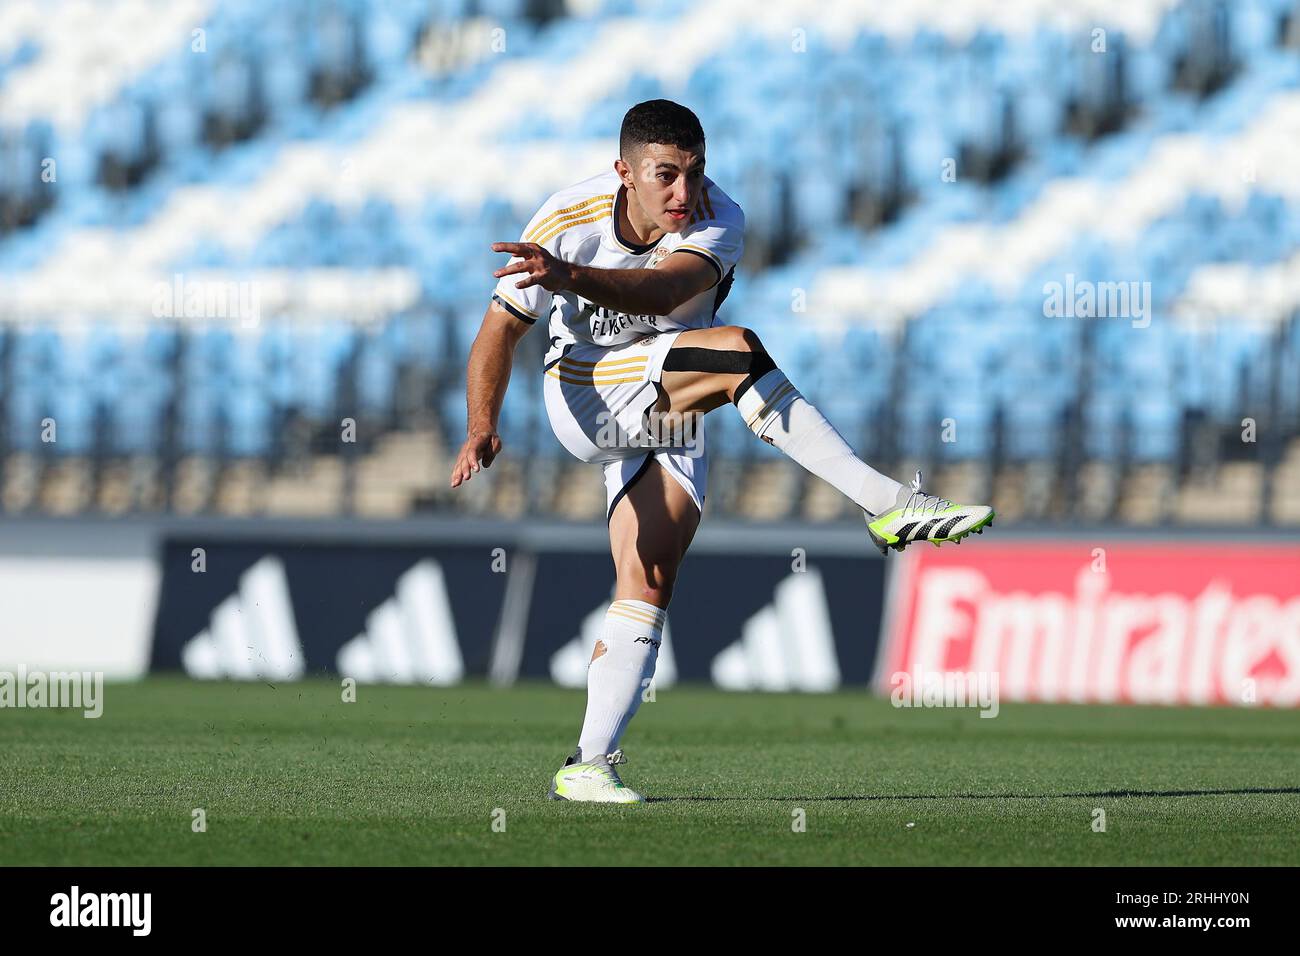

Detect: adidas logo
[336,560,464,684]
[181,556,304,680]
[711,568,841,692]
[549,595,677,688]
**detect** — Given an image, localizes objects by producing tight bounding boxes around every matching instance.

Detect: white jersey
[491,169,745,368]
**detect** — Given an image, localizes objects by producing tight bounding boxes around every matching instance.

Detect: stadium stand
[1,0,1298,524]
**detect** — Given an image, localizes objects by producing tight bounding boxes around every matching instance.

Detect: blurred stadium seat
[1,0,1299,523]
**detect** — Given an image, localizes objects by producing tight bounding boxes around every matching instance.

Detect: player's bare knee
[709,324,744,352]
[739,327,767,355]
[616,574,674,606]
[725,329,777,404]
[618,557,679,606]
[637,584,673,606]
[710,324,760,354]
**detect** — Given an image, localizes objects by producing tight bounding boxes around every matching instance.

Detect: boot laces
[904,470,953,517]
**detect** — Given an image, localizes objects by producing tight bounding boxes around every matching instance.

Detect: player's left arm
[490,241,718,316]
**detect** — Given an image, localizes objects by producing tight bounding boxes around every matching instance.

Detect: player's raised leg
[549,458,698,803]
[656,326,994,553]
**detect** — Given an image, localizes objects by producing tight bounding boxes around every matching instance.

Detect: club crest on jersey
[649,246,672,268]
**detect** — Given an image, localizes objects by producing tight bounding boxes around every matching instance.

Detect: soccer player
[450,100,994,803]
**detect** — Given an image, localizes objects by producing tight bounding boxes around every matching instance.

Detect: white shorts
[543,330,707,521]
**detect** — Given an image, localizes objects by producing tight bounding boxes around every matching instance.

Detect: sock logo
[633,636,661,647]
[550,597,677,687]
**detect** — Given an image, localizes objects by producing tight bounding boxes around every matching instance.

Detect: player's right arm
[450,200,558,489]
[448,298,533,488]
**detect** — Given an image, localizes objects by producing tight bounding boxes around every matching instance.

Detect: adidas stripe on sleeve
[667,185,745,288]
[491,193,614,324]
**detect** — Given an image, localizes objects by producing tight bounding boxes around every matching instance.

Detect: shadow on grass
[647,786,1300,803]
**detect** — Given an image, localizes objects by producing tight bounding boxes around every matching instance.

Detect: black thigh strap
[661,346,779,405]
[662,347,776,378]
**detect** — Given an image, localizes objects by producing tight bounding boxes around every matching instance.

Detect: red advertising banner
[877,542,1300,707]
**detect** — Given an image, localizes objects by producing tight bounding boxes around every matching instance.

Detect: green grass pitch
[2,677,1297,866]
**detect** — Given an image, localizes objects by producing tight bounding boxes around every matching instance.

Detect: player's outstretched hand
[449,428,503,488]
[492,241,573,292]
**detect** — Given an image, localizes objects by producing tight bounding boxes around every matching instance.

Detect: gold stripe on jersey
[559,355,648,368]
[494,290,538,318]
[534,209,612,247]
[673,243,723,271]
[546,369,645,386]
[525,195,615,242]
[551,358,647,373]
[552,362,648,383]
[558,355,648,369]
[551,365,646,375]
[554,373,646,384]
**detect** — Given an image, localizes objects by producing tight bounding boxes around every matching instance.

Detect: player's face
[627,143,706,234]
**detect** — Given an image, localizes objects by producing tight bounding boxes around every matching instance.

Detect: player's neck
[619,185,664,247]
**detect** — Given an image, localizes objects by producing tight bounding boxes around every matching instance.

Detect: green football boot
[866,471,994,555]
[548,749,645,803]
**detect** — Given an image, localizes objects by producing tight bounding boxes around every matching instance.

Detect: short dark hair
[619,99,705,159]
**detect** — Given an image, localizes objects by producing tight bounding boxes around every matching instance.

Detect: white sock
[735,368,903,515]
[576,599,664,762]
